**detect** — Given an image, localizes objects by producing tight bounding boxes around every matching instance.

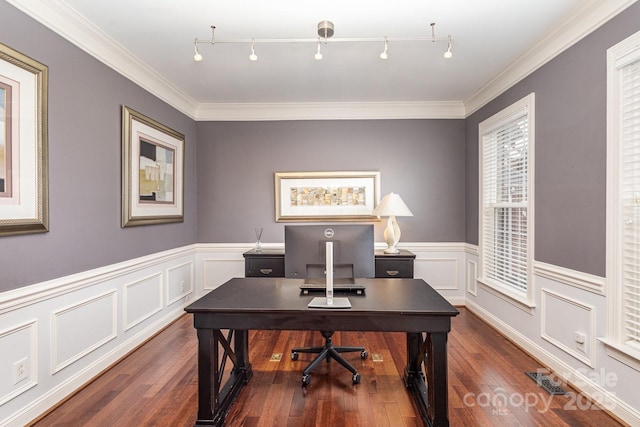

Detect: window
[605,30,640,370]
[479,93,535,308]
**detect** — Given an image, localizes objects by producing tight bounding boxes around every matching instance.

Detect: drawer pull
[259,268,273,275]
[386,270,399,276]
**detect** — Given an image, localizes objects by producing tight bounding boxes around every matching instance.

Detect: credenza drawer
[245,256,285,277]
[375,258,414,278]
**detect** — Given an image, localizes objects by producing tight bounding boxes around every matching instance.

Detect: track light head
[379,37,389,60]
[249,39,258,61]
[314,39,323,60]
[444,35,452,59]
[193,39,203,62]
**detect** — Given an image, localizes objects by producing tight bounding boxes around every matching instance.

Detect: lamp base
[382,215,401,255]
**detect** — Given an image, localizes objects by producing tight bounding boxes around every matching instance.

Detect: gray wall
[196,120,465,244]
[4,0,638,291]
[0,3,198,292]
[465,2,640,276]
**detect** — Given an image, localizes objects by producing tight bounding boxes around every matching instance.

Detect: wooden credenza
[243,249,415,279]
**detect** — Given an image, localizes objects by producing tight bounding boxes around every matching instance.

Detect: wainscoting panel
[167,261,194,306]
[0,245,197,427]
[0,320,38,406]
[541,288,596,367]
[51,290,117,374]
[202,258,243,291]
[415,258,460,290]
[467,259,477,296]
[123,273,163,332]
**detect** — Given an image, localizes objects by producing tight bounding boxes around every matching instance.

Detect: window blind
[621,57,640,350]
[482,113,529,293]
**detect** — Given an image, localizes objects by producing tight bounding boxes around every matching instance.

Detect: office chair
[291,329,368,385]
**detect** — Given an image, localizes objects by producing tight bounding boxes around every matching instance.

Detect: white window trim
[604,29,640,371]
[478,93,536,311]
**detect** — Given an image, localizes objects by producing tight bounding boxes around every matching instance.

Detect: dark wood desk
[185,277,459,427]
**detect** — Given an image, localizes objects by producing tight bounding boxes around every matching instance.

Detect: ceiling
[7,0,633,120]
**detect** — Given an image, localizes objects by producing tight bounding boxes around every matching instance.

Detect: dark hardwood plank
[30,308,627,427]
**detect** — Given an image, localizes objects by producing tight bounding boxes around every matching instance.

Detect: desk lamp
[372,192,413,254]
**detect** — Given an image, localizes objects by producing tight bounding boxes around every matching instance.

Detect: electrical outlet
[13,357,29,385]
[574,331,586,344]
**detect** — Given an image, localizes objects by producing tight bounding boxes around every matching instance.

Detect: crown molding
[6,0,465,121]
[6,0,199,118]
[7,0,637,121]
[464,0,638,116]
[194,101,466,121]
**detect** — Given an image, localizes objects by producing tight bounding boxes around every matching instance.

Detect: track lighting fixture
[192,21,453,62]
[379,37,388,60]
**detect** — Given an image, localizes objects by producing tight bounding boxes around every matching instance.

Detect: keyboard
[300,279,366,294]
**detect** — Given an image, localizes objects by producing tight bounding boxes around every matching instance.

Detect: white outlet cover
[13,357,29,385]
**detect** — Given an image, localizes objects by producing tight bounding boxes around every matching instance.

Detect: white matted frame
[121,106,184,227]
[0,42,48,236]
[274,171,380,222]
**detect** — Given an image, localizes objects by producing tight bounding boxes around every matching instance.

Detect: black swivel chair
[291,327,368,385]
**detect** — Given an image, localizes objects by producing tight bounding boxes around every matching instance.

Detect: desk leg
[426,332,449,427]
[404,332,450,427]
[194,329,253,427]
[195,328,214,424]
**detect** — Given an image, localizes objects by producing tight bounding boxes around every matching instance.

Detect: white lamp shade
[372,192,413,217]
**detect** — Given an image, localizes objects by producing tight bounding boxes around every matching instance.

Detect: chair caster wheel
[302,374,311,385]
[361,350,368,359]
[352,373,361,384]
[291,352,299,361]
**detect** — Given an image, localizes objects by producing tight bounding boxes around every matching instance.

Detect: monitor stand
[308,241,351,309]
[308,296,352,308]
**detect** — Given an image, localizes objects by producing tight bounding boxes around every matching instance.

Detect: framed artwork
[275,171,380,222]
[0,43,49,237]
[121,106,184,227]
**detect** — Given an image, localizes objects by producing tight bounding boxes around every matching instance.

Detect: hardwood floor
[31,308,626,427]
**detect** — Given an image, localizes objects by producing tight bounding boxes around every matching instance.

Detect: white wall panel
[415,258,460,290]
[123,273,163,331]
[167,261,193,306]
[202,258,244,291]
[541,288,596,367]
[0,320,37,405]
[467,260,478,296]
[51,290,117,373]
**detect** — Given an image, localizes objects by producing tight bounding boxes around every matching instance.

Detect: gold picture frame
[121,106,184,227]
[275,171,380,222]
[0,43,49,237]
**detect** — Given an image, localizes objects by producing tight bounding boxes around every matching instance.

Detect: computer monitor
[284,224,374,279]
